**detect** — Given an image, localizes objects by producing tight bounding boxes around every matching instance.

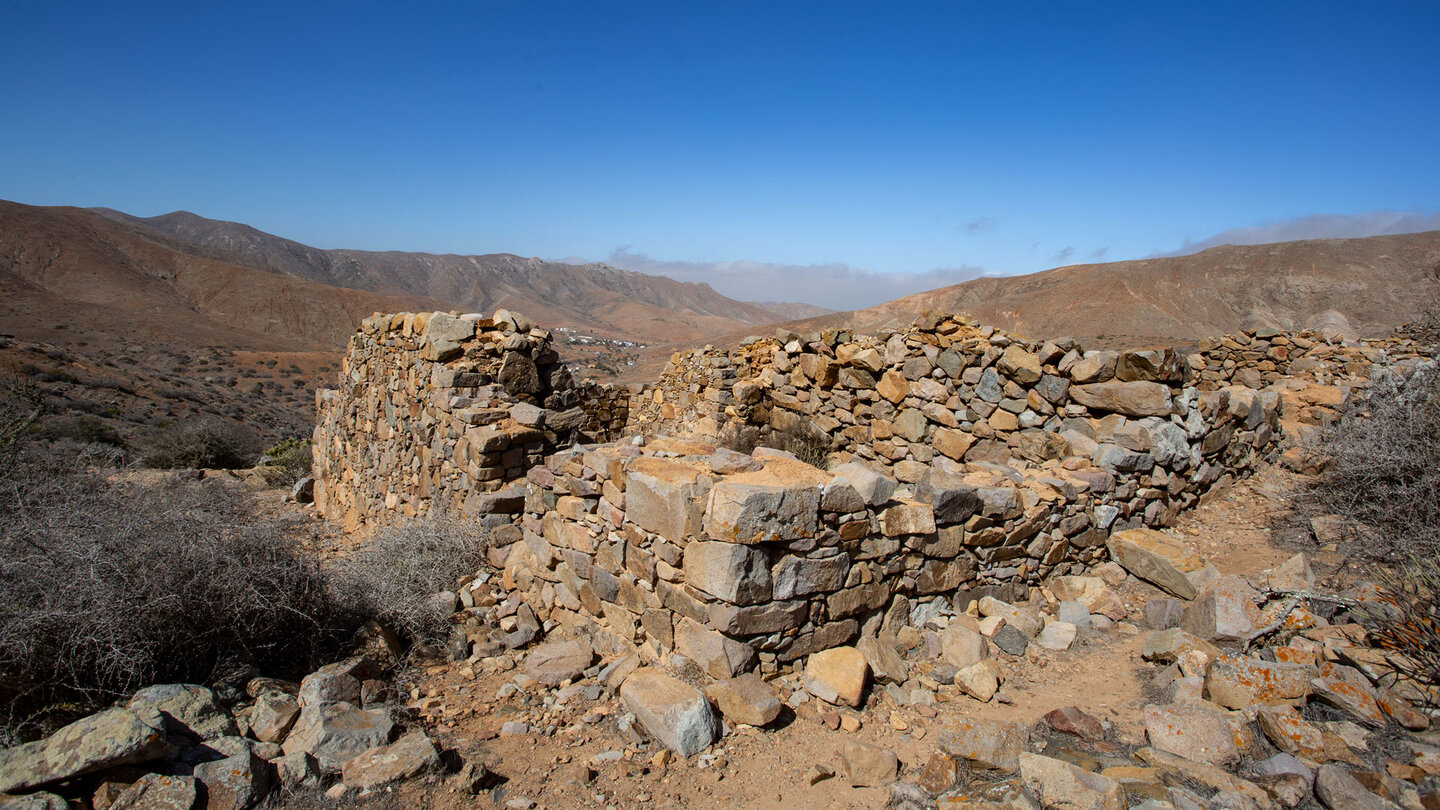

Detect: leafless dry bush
[1303,362,1440,561]
[0,436,336,740]
[328,517,488,645]
[718,420,832,469]
[1305,361,1440,706]
[141,416,260,469]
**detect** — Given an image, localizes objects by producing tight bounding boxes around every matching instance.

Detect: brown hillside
[784,231,1440,343]
[91,207,787,344]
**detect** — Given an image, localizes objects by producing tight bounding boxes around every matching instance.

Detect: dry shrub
[141,417,260,469]
[1303,362,1440,561]
[0,447,336,741]
[718,420,832,469]
[1305,361,1440,706]
[258,437,313,486]
[329,517,488,645]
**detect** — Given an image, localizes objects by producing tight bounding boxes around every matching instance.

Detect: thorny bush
[1305,360,1440,707]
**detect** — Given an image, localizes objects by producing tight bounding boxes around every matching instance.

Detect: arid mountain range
[3,197,1438,447]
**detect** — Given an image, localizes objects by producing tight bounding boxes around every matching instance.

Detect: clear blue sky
[3,1,1438,309]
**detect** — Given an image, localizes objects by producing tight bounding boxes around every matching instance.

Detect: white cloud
[1162,210,1440,256]
[600,247,986,311]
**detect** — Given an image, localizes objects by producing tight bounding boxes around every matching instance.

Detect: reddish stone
[1043,706,1106,741]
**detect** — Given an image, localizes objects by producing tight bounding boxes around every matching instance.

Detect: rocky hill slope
[91,206,790,344]
[779,231,1440,344]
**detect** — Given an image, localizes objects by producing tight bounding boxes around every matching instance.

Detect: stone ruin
[312,309,1434,674]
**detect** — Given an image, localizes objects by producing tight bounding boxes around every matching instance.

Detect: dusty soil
[348,462,1334,810]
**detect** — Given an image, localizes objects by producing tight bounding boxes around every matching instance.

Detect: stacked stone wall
[312,311,632,531]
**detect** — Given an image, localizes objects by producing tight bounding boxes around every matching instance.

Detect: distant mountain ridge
[773,230,1440,343]
[90,207,790,342]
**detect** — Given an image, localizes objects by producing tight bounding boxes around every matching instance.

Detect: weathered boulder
[524,639,595,686]
[249,692,301,744]
[0,707,172,794]
[879,501,936,536]
[803,646,870,707]
[771,553,849,600]
[1043,707,1105,741]
[1142,704,1239,767]
[1181,576,1265,644]
[704,673,781,727]
[281,702,395,774]
[940,624,989,670]
[842,740,899,787]
[914,471,981,524]
[674,617,757,679]
[1205,655,1310,709]
[619,668,719,757]
[1107,529,1217,600]
[1035,621,1078,651]
[340,730,441,790]
[1140,628,1221,664]
[1310,665,1387,727]
[107,774,197,810]
[624,458,711,543]
[704,478,821,544]
[1256,705,1327,761]
[936,717,1027,772]
[954,659,1002,702]
[856,635,909,685]
[1316,763,1402,810]
[1018,752,1126,810]
[127,683,238,741]
[827,462,896,507]
[1070,380,1172,417]
[194,749,271,810]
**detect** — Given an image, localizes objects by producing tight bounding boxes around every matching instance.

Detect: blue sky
[2,2,1438,309]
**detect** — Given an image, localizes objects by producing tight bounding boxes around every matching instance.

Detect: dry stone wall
[494,314,1431,675]
[312,311,633,531]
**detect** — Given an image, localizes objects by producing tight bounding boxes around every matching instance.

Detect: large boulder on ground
[127,683,238,741]
[1107,529,1217,600]
[619,668,719,757]
[841,740,899,787]
[1018,752,1126,810]
[107,774,197,810]
[936,717,1028,772]
[280,702,395,774]
[341,730,441,790]
[0,706,172,794]
[1142,704,1239,767]
[1205,655,1311,709]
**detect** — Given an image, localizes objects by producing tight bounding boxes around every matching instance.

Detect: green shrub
[258,437,313,486]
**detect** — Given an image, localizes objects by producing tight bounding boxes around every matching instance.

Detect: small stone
[704,673,782,727]
[954,659,1002,702]
[993,625,1029,656]
[807,764,834,786]
[1044,707,1105,741]
[803,646,869,708]
[1035,621,1078,651]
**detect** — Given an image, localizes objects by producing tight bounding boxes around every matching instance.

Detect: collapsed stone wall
[312,311,633,531]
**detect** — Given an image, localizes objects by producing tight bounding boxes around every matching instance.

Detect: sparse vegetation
[258,437,313,486]
[1304,361,1440,706]
[719,420,832,469]
[141,416,261,469]
[0,435,337,741]
[330,517,488,645]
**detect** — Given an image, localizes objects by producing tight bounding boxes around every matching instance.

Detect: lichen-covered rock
[340,730,441,790]
[0,707,172,794]
[619,668,719,757]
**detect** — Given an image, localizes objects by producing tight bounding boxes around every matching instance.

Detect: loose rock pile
[0,649,453,809]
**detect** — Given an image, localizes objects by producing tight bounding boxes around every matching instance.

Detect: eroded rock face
[0,707,172,794]
[619,668,719,757]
